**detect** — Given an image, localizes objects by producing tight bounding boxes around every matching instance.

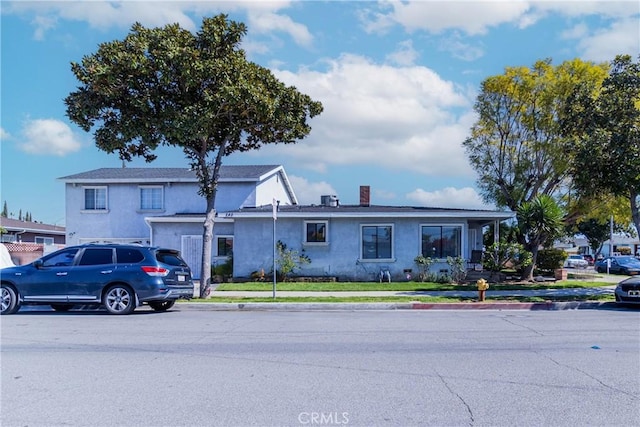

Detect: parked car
[594,256,640,275]
[615,276,640,305]
[0,244,193,315]
[564,254,589,268]
[582,254,594,266]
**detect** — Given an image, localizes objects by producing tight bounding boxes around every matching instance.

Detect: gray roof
[230,204,515,222]
[0,217,66,234]
[58,165,282,183]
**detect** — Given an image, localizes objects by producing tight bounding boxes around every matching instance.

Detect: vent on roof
[321,195,339,207]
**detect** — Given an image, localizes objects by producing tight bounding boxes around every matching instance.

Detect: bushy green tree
[563,55,640,237]
[65,15,323,296]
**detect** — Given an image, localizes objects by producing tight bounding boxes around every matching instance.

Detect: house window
[140,186,163,210]
[217,237,233,257]
[35,237,54,245]
[361,225,393,260]
[84,187,107,210]
[421,225,462,259]
[305,221,327,244]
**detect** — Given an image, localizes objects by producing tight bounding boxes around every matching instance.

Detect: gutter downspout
[144,218,154,246]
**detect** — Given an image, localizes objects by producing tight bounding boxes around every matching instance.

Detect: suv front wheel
[1,285,20,315]
[104,284,136,315]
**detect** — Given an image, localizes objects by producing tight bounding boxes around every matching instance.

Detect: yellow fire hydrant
[476,278,489,302]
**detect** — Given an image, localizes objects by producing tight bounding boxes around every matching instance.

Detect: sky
[1,0,639,226]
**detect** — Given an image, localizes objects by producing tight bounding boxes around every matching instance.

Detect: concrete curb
[178,301,618,311]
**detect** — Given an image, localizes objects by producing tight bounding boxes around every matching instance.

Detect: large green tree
[464,58,608,210]
[65,15,323,297]
[563,55,640,237]
[463,58,608,277]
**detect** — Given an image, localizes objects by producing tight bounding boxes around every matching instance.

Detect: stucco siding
[255,174,294,206]
[233,216,475,281]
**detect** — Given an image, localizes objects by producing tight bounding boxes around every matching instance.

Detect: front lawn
[215,280,613,292]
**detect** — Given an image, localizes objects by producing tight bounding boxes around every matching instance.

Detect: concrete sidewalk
[208,285,616,299]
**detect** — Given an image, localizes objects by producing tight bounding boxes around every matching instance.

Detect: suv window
[42,248,79,267]
[156,250,187,267]
[116,248,144,264]
[78,248,114,266]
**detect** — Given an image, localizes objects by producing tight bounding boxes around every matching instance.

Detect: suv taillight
[141,266,169,277]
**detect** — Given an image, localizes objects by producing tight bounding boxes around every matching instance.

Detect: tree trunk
[521,243,539,281]
[198,142,226,299]
[199,199,215,298]
[630,189,640,242]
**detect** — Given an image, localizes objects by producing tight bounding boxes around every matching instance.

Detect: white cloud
[19,119,82,156]
[0,127,10,140]
[247,10,313,48]
[4,0,310,46]
[438,33,485,62]
[386,39,419,66]
[267,54,475,179]
[575,18,640,61]
[407,187,491,210]
[361,1,639,36]
[361,1,532,35]
[288,175,337,205]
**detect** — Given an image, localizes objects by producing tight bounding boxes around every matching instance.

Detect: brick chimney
[359,185,370,207]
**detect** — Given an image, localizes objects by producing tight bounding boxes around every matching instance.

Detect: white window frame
[215,235,234,258]
[139,185,164,211]
[303,220,329,246]
[359,223,394,262]
[35,236,54,245]
[82,186,108,212]
[419,223,465,261]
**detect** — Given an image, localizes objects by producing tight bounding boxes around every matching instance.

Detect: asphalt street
[1,309,638,426]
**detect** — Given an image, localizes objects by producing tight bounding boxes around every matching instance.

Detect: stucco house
[59,165,296,277]
[59,166,514,280]
[229,187,514,281]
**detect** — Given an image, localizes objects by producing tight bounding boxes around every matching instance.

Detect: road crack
[434,368,475,426]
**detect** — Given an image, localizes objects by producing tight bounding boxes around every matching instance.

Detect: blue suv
[1,244,193,315]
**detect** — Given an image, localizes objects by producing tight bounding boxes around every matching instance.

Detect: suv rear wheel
[104,284,136,315]
[148,300,175,312]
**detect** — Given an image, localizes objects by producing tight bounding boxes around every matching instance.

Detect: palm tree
[517,195,565,280]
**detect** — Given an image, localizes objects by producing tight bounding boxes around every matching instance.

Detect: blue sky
[1,1,639,226]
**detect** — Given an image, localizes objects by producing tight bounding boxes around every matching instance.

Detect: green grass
[183,294,614,304]
[215,280,613,292]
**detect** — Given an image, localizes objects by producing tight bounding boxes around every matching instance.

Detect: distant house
[0,217,65,245]
[0,217,66,265]
[59,167,514,280]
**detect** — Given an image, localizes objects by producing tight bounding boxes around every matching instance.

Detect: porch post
[494,220,500,260]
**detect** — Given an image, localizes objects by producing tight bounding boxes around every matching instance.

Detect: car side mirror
[33,259,43,269]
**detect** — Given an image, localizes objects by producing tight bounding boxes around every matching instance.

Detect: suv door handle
[101,270,113,274]
[56,272,68,276]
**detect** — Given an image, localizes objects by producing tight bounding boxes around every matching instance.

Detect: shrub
[483,242,532,273]
[536,248,567,273]
[414,255,434,282]
[446,256,467,284]
[276,240,311,281]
